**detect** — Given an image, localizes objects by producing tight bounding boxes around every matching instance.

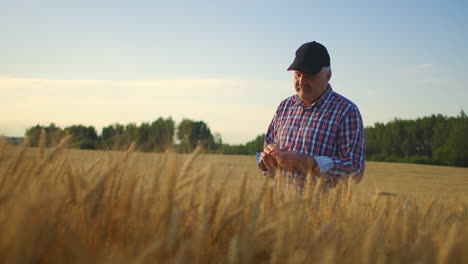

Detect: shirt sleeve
[264,108,279,147]
[317,105,366,182]
[257,105,280,172]
[314,156,335,172]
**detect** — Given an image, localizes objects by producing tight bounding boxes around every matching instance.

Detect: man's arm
[315,105,366,181]
[257,105,280,173]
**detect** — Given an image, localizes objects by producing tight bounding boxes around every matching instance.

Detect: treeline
[218,134,265,155]
[366,110,467,167]
[25,117,218,153]
[25,116,269,155]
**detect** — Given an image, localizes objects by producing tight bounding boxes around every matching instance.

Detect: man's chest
[275,107,340,155]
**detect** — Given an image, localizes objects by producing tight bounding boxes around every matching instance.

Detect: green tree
[44,123,64,147]
[125,123,139,148]
[25,124,42,147]
[177,119,214,152]
[434,110,468,166]
[100,123,125,150]
[64,125,98,149]
[137,122,153,152]
[24,123,64,147]
[244,134,265,155]
[151,117,175,152]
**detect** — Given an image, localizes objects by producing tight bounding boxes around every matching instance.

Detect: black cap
[287,41,330,75]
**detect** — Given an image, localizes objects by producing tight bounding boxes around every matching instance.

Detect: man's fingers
[262,144,281,169]
[261,152,273,170]
[279,145,290,151]
[266,144,278,153]
[262,154,277,170]
[271,150,282,158]
[271,151,297,170]
[267,144,278,150]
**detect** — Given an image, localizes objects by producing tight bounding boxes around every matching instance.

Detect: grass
[0,137,467,263]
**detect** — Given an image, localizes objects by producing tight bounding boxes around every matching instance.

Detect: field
[0,139,467,263]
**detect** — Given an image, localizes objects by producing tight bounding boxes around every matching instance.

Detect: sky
[1,0,467,144]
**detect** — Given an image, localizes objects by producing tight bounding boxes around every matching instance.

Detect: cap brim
[287,64,321,75]
[287,57,321,75]
[287,57,301,72]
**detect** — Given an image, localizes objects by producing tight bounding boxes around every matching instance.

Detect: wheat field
[0,138,467,263]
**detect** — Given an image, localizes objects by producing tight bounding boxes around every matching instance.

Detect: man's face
[293,70,329,103]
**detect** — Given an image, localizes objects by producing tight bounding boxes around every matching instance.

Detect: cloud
[0,76,248,98]
[396,64,457,87]
[413,79,468,90]
[401,63,441,73]
[414,78,451,84]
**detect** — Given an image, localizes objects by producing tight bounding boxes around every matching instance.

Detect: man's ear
[326,70,332,81]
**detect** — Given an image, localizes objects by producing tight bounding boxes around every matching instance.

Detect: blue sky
[1,0,467,144]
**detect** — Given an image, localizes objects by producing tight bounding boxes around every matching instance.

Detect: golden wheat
[0,139,466,263]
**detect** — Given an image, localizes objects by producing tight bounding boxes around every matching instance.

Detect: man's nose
[298,76,304,84]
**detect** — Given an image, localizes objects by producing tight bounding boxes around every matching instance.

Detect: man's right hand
[261,144,279,170]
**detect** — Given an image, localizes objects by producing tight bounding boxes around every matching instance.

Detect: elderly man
[257,41,365,191]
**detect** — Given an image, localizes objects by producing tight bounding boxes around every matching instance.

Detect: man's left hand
[271,149,316,173]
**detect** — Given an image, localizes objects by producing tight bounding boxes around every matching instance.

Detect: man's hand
[261,144,279,170]
[271,148,317,174]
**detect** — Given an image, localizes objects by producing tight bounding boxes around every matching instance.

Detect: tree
[44,123,64,147]
[64,125,98,149]
[25,123,64,147]
[151,117,175,152]
[244,134,265,155]
[125,123,139,148]
[213,133,223,147]
[137,122,153,152]
[100,124,124,150]
[433,110,468,166]
[25,124,42,147]
[177,119,215,152]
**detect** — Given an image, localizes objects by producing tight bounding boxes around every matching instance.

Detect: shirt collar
[294,84,333,109]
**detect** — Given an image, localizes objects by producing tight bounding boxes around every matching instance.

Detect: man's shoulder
[329,90,361,112]
[278,95,297,107]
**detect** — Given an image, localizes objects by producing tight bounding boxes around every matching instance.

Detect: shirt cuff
[314,156,334,173]
[256,152,267,171]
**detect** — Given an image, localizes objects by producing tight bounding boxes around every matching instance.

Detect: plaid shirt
[263,84,365,189]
